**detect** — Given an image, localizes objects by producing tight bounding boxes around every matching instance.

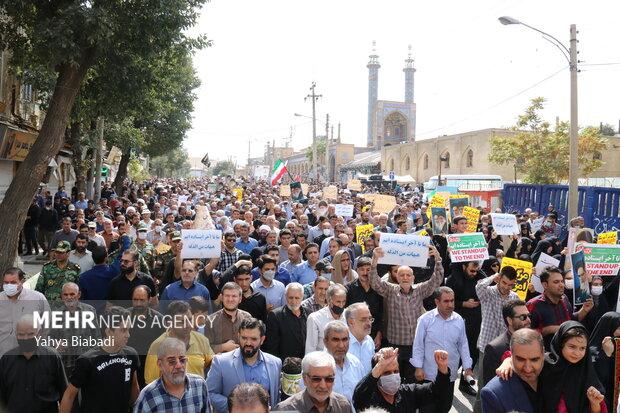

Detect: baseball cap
[54,241,72,253]
[68,204,75,211]
[87,221,96,228]
[137,223,148,232]
[316,259,334,273]
[171,231,182,241]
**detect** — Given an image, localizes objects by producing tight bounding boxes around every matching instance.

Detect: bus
[424,174,503,191]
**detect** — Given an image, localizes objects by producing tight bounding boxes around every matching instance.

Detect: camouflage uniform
[152,245,173,283]
[135,241,156,272]
[35,261,80,303]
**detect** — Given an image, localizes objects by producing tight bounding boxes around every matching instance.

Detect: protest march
[2,173,620,413]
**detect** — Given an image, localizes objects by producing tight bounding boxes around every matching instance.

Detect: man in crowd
[345,256,383,348]
[264,282,308,360]
[301,275,330,314]
[228,383,270,413]
[250,255,286,311]
[280,244,303,275]
[344,302,376,373]
[291,243,321,285]
[306,284,347,353]
[36,240,81,302]
[160,259,211,305]
[411,286,473,413]
[69,234,94,274]
[207,318,282,413]
[206,282,253,354]
[273,351,352,412]
[38,200,59,255]
[107,249,158,307]
[220,231,244,273]
[235,265,268,322]
[49,217,79,253]
[235,221,258,255]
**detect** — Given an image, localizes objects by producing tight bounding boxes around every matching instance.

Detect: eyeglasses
[513,314,531,321]
[306,375,335,384]
[161,356,187,366]
[358,317,375,323]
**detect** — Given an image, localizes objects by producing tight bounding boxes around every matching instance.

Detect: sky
[184,0,620,165]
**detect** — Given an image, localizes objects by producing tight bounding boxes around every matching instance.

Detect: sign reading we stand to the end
[448,232,489,262]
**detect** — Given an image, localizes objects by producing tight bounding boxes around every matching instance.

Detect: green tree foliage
[211,161,236,176]
[600,123,616,136]
[127,157,150,182]
[150,148,192,178]
[305,137,327,163]
[489,97,608,184]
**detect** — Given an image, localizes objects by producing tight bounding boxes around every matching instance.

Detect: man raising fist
[352,347,451,412]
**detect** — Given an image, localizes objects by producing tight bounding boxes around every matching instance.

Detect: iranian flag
[270,159,288,186]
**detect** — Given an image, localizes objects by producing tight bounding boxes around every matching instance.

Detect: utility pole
[93,116,104,203]
[305,82,322,183]
[568,24,579,220]
[325,113,330,182]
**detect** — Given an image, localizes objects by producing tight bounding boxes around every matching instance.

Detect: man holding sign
[370,245,443,380]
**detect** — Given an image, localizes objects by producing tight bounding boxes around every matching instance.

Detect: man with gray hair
[323,321,366,403]
[345,302,376,374]
[264,282,308,359]
[134,337,211,412]
[480,328,545,412]
[274,351,352,412]
[228,383,269,413]
[306,284,347,352]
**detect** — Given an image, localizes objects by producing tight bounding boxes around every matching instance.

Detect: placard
[449,195,469,217]
[361,193,378,203]
[501,257,533,300]
[347,179,362,192]
[571,251,589,305]
[178,195,189,203]
[431,207,449,235]
[373,195,397,214]
[232,187,243,202]
[533,253,560,293]
[301,183,309,196]
[378,233,430,267]
[355,224,375,253]
[463,206,480,233]
[582,243,620,277]
[334,204,354,218]
[530,217,545,233]
[412,228,430,237]
[598,231,618,245]
[279,185,291,197]
[181,229,222,259]
[490,213,519,236]
[447,233,489,262]
[324,185,338,201]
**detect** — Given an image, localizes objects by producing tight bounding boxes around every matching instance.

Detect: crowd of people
[1,176,618,413]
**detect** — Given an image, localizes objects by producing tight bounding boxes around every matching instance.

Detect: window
[441,152,450,169]
[466,149,474,167]
[404,156,410,171]
[423,154,428,170]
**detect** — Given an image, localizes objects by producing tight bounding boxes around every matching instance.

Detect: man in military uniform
[134,223,156,273]
[35,241,80,303]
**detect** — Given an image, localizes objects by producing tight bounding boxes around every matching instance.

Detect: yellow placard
[501,257,533,300]
[232,187,243,202]
[324,185,338,200]
[279,185,291,197]
[427,194,447,219]
[463,206,481,233]
[373,195,397,214]
[356,224,375,253]
[347,179,362,192]
[598,231,618,245]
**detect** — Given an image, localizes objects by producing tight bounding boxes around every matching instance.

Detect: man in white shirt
[87,222,106,248]
[68,235,94,274]
[344,302,375,374]
[305,284,347,353]
[322,321,365,403]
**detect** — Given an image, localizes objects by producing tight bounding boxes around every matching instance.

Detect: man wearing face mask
[69,234,95,274]
[353,347,451,413]
[0,268,50,356]
[0,315,68,413]
[134,223,156,274]
[305,284,348,353]
[250,255,286,311]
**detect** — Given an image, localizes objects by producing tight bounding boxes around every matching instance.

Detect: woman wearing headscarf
[531,239,554,265]
[480,256,500,277]
[543,320,607,412]
[582,276,612,333]
[330,249,358,286]
[589,312,620,411]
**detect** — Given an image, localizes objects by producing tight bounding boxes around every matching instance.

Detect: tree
[211,161,236,176]
[305,137,327,163]
[600,123,616,136]
[150,148,192,178]
[0,0,208,270]
[489,97,608,184]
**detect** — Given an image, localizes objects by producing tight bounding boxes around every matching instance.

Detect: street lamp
[499,16,579,220]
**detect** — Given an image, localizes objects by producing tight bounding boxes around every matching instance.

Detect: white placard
[532,253,560,293]
[378,233,430,267]
[530,217,545,233]
[335,204,354,218]
[178,195,189,203]
[490,213,519,236]
[181,229,222,259]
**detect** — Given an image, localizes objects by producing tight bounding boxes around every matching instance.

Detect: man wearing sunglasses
[274,351,352,412]
[134,337,211,412]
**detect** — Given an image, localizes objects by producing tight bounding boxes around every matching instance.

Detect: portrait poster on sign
[378,233,430,267]
[431,207,448,235]
[355,224,375,253]
[427,194,447,220]
[571,250,589,305]
[181,229,222,259]
[501,257,533,300]
[449,195,469,218]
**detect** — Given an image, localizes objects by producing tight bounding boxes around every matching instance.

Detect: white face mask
[138,232,147,240]
[323,229,331,237]
[564,279,574,290]
[155,226,163,233]
[3,283,19,297]
[591,286,603,296]
[378,373,401,395]
[263,270,275,281]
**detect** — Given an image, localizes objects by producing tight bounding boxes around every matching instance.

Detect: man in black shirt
[59,306,140,413]
[264,282,307,360]
[0,315,67,412]
[235,265,267,322]
[345,257,383,343]
[107,250,158,308]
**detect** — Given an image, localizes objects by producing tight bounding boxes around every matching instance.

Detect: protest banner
[178,195,189,203]
[463,206,480,233]
[355,224,375,253]
[431,207,449,235]
[598,231,618,245]
[581,243,620,277]
[232,187,243,201]
[490,213,520,236]
[501,257,533,300]
[181,229,222,259]
[279,184,291,197]
[427,194,447,220]
[347,179,362,192]
[324,185,338,200]
[309,192,322,198]
[532,252,560,293]
[412,228,430,237]
[571,250,589,305]
[335,204,354,218]
[530,217,545,233]
[447,233,489,262]
[449,195,469,217]
[373,194,397,214]
[192,205,216,230]
[378,233,430,267]
[301,183,309,196]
